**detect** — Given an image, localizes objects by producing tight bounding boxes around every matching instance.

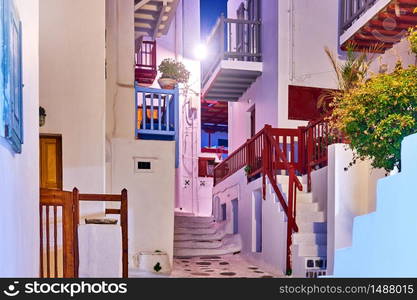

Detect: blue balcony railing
[135,85,179,139]
[135,84,180,167]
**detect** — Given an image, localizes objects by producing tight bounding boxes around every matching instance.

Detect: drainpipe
[288,0,295,83]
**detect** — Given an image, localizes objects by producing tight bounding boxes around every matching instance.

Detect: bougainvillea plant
[407,8,417,55]
[330,63,417,172]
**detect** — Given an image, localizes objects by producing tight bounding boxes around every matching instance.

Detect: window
[0,0,23,153]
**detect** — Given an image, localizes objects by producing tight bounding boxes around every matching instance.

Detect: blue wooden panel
[1,0,23,153]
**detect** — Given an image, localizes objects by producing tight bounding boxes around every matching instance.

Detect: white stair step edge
[292,244,327,257]
[174,235,242,257]
[296,202,319,211]
[174,239,223,249]
[175,221,216,229]
[297,222,327,233]
[174,230,227,242]
[296,211,326,222]
[175,215,215,224]
[175,221,226,235]
[293,232,327,245]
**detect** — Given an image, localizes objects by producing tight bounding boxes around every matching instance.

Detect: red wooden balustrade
[213,118,344,273]
[214,125,303,273]
[135,40,157,85]
[40,188,128,278]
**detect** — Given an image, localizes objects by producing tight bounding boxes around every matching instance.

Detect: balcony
[340,0,417,52]
[135,85,179,141]
[202,16,262,102]
[134,0,180,39]
[135,40,157,86]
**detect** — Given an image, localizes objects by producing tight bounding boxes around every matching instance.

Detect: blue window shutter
[2,0,23,153]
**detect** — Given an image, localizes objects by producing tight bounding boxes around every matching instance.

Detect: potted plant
[158,58,190,89]
[39,106,46,127]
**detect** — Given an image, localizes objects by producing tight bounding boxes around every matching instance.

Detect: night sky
[200,0,228,40]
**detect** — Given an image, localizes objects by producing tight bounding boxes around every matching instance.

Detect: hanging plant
[158,58,190,89]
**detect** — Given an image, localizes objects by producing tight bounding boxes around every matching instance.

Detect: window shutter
[2,0,23,153]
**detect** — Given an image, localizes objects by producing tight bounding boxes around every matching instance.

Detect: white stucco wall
[0,0,40,277]
[39,0,106,198]
[111,139,175,264]
[334,134,417,277]
[326,144,385,275]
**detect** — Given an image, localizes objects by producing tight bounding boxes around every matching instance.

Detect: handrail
[340,0,378,33]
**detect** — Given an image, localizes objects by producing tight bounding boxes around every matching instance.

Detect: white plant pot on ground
[137,251,172,275]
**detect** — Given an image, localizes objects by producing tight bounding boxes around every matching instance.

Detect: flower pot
[158,78,177,90]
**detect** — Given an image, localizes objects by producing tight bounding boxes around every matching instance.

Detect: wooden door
[40,135,63,190]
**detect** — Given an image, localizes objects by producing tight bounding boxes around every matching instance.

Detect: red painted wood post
[297,126,306,174]
[121,189,129,278]
[307,126,314,193]
[286,167,295,275]
[72,188,80,278]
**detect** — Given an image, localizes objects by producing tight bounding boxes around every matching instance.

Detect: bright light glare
[194,44,208,61]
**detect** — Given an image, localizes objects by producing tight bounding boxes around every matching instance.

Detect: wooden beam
[153,1,167,39]
[135,0,152,12]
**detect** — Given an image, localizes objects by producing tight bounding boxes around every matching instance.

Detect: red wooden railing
[40,188,128,278]
[214,125,303,273]
[135,40,157,85]
[303,117,345,191]
[213,118,344,273]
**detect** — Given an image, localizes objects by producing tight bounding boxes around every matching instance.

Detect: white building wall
[326,144,385,275]
[333,133,417,277]
[39,0,106,218]
[0,0,40,277]
[105,0,205,266]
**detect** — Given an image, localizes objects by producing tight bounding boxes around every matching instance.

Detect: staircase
[173,215,242,257]
[272,176,327,278]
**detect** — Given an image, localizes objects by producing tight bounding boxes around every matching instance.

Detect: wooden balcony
[340,0,417,52]
[134,0,179,39]
[135,40,157,86]
[202,16,262,102]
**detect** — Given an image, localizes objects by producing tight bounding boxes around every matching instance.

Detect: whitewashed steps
[175,215,215,224]
[297,221,327,234]
[174,239,223,249]
[174,235,242,257]
[292,244,327,257]
[174,230,227,242]
[293,233,327,245]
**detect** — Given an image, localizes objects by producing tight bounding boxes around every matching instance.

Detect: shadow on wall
[333,133,417,277]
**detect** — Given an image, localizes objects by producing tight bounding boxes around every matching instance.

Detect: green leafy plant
[244,165,252,175]
[330,62,417,172]
[153,262,162,272]
[318,43,380,111]
[407,8,417,54]
[158,58,190,83]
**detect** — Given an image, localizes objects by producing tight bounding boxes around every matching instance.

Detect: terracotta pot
[158,78,177,90]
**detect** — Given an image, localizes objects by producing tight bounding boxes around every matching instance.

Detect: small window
[0,0,23,153]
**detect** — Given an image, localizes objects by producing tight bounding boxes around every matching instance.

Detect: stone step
[297,222,327,233]
[174,234,242,257]
[296,211,326,223]
[175,215,215,224]
[175,221,215,229]
[296,202,319,211]
[174,239,223,249]
[174,230,227,242]
[293,233,327,245]
[292,244,327,257]
[174,221,224,235]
